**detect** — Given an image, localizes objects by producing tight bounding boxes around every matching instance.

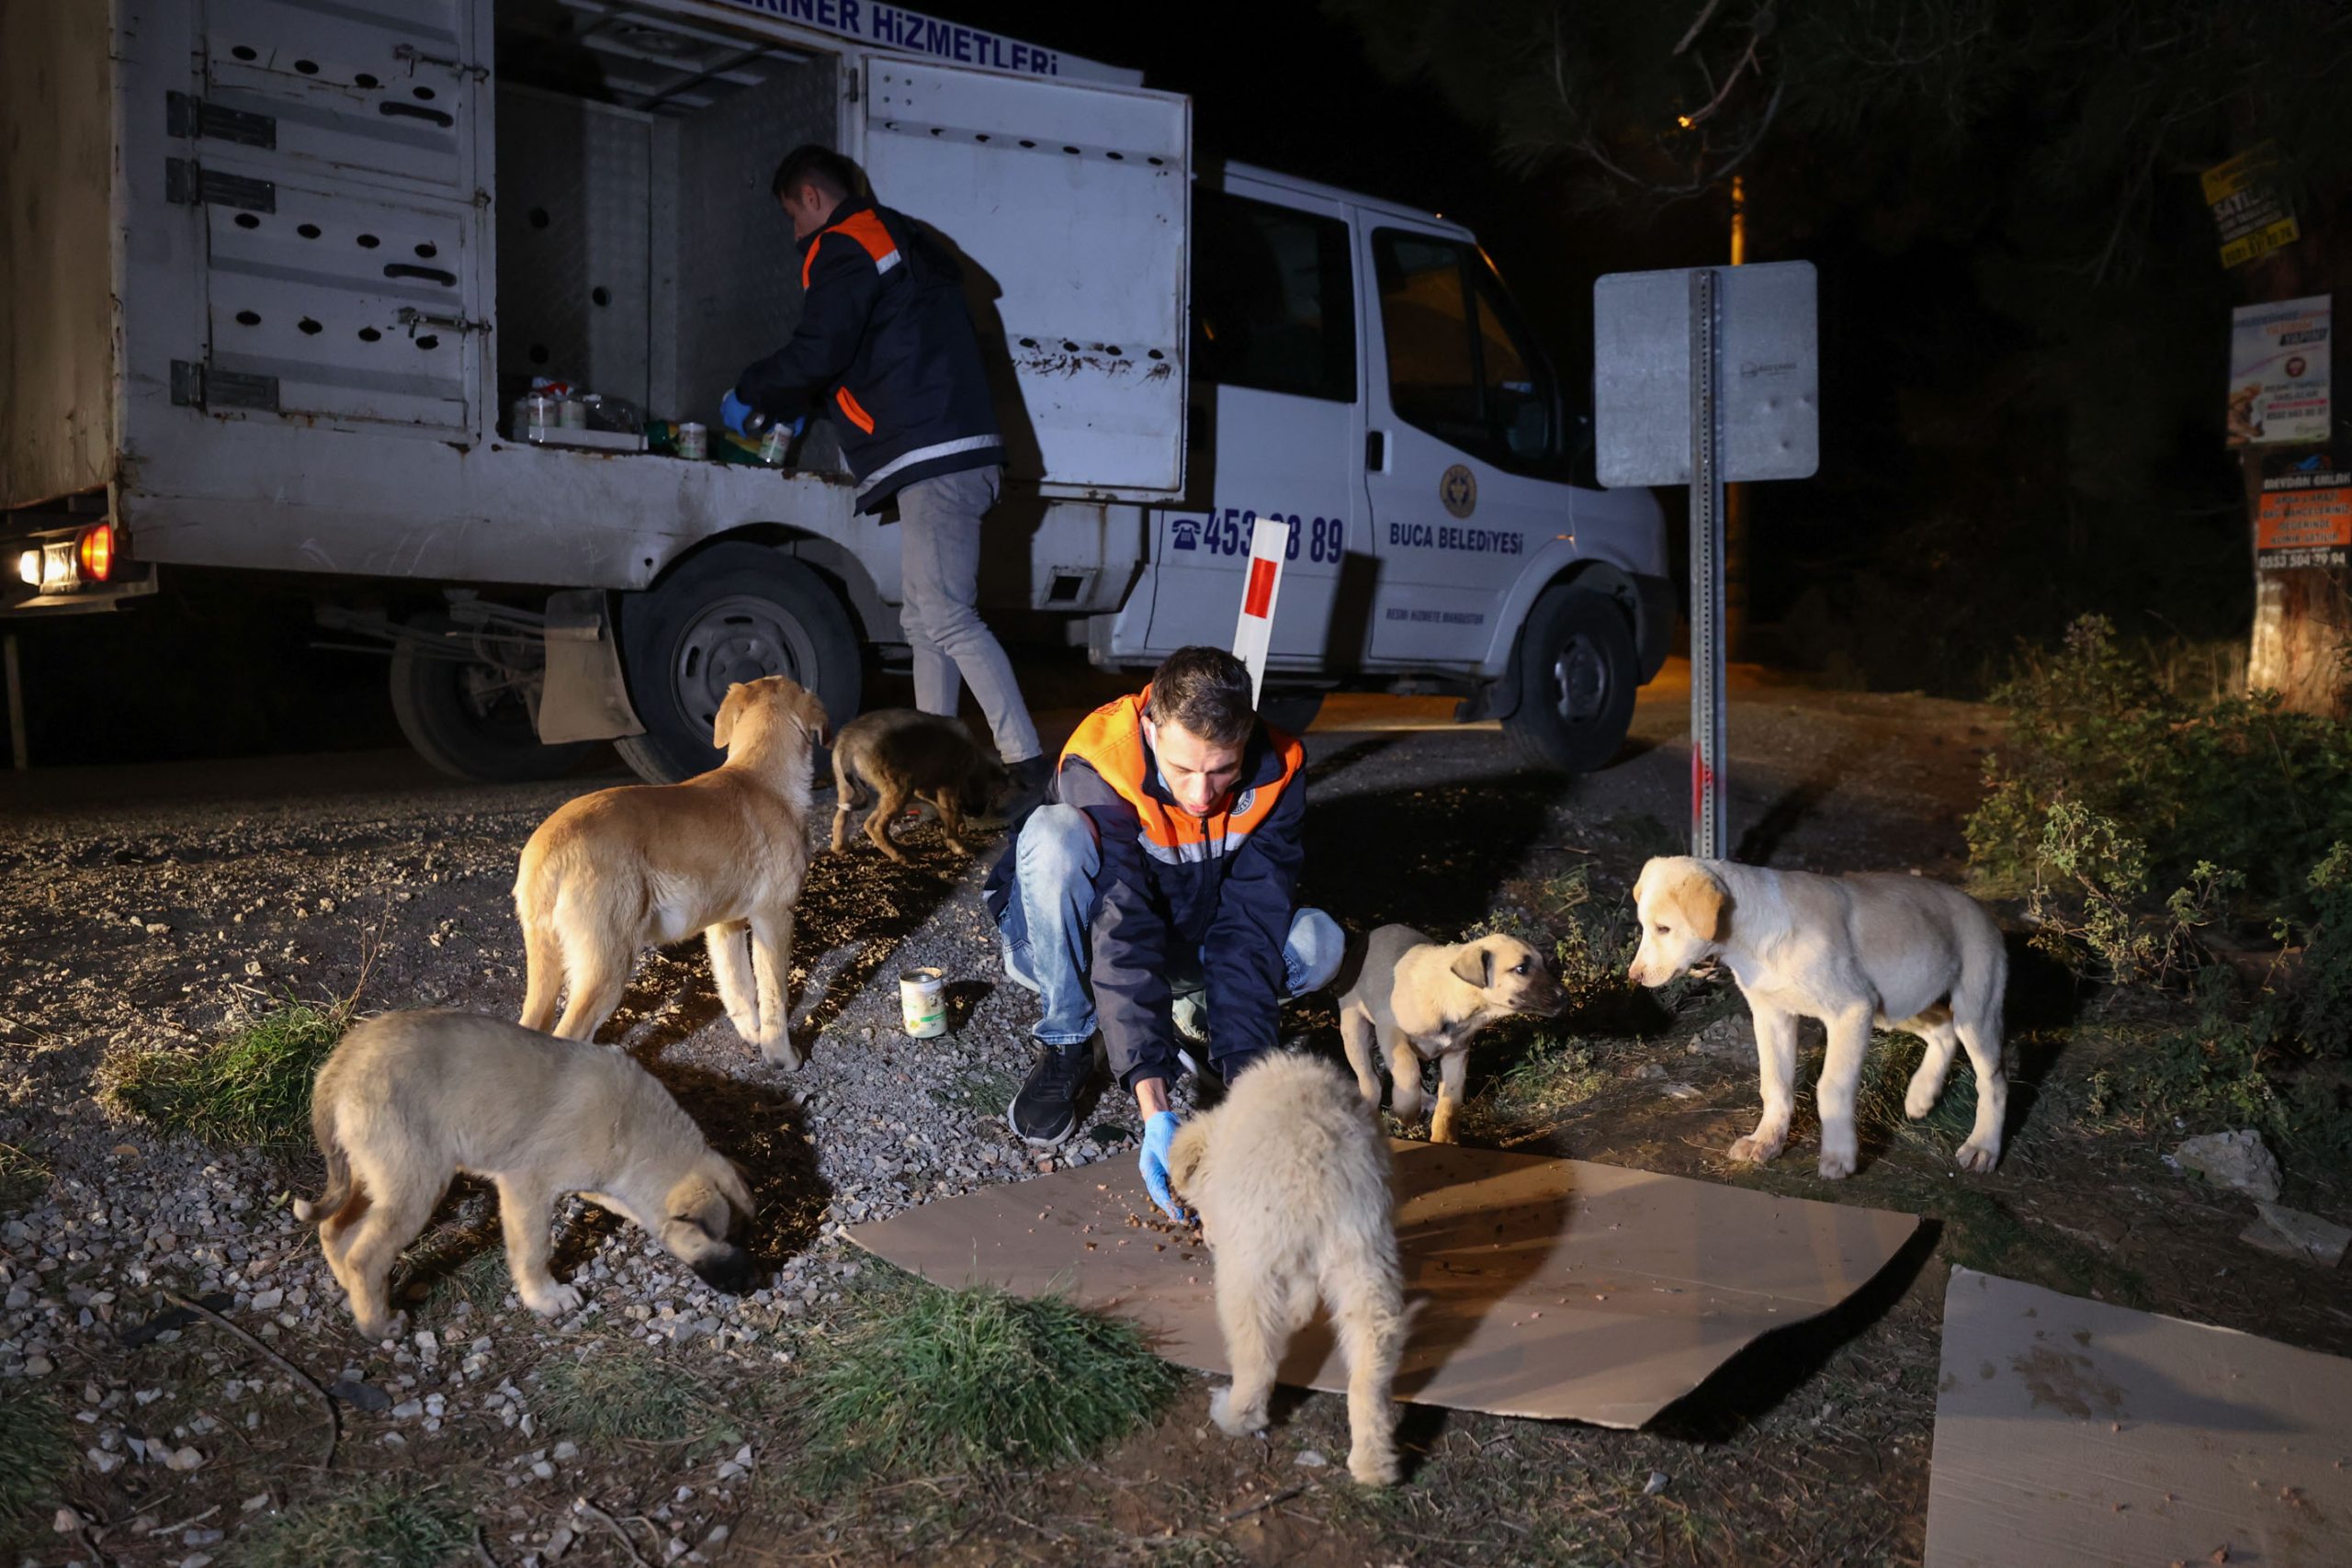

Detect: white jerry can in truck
[0,0,1669,781]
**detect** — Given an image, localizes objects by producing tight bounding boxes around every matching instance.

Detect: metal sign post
[1593,260,1818,861]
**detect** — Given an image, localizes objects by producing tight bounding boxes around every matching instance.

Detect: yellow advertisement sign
[2203,145,2302,269]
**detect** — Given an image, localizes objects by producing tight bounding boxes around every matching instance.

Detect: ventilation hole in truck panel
[298,222,321,238]
[591,287,610,306]
[355,73,379,88]
[294,59,318,74]
[231,45,256,62]
[233,212,259,229]
[415,334,440,350]
[298,317,321,334]
[414,241,438,258]
[358,327,381,342]
[356,232,379,248]
[413,85,436,100]
[528,343,549,365]
[235,310,261,325]
[528,208,550,230]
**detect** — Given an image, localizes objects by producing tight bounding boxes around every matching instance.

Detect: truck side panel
[1,0,118,509]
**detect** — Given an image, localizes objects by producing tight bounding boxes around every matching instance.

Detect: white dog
[1628,856,2008,1179]
[1166,1052,1405,1484]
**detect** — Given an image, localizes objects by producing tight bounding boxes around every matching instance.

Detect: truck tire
[1258,690,1325,737]
[615,544,862,784]
[1500,587,1639,773]
[390,615,593,783]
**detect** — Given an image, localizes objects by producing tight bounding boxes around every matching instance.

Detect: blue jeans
[997,804,1342,1061]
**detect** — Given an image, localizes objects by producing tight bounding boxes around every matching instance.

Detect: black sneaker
[1007,1042,1093,1147]
[989,754,1055,832]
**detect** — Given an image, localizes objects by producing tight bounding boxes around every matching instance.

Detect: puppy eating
[515,674,826,1065]
[1628,855,2009,1179]
[828,707,1009,863]
[1337,926,1567,1143]
[1166,1052,1404,1485]
[294,1010,755,1341]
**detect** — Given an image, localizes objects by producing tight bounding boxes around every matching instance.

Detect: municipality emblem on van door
[1441,464,1477,519]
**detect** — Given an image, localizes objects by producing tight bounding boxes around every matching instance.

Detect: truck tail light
[77,523,115,582]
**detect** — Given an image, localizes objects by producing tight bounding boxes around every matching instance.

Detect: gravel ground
[0,671,1993,1565]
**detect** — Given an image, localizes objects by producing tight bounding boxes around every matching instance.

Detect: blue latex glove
[782,413,808,439]
[719,389,755,436]
[1140,1110,1186,1221]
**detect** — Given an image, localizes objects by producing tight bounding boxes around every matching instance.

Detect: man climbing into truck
[725,144,1053,814]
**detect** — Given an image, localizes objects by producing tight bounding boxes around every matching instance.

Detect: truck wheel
[390,615,592,783]
[1258,690,1325,737]
[1500,587,1639,773]
[615,544,862,784]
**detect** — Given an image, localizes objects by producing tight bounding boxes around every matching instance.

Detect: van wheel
[615,544,861,784]
[1501,588,1638,773]
[390,614,592,783]
[1258,690,1325,737]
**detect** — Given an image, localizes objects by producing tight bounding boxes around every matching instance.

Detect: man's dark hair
[1145,647,1257,748]
[769,145,865,206]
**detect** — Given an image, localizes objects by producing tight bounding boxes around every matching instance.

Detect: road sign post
[1229,514,1291,705]
[1594,260,1819,860]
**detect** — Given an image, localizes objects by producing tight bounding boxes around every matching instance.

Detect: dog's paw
[1725,1134,1783,1165]
[760,1037,807,1071]
[1815,1148,1857,1180]
[1348,1445,1401,1486]
[1954,1137,2001,1174]
[1208,1386,1267,1438]
[521,1280,583,1319]
[1904,1087,1940,1121]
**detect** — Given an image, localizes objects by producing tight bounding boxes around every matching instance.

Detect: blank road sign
[1594,261,1820,489]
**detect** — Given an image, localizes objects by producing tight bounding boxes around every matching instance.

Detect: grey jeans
[894,465,1042,765]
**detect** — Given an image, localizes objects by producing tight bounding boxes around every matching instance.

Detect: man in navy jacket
[728,145,1049,807]
[983,647,1343,1216]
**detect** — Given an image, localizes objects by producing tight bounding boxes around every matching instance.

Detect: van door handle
[1365,430,1386,471]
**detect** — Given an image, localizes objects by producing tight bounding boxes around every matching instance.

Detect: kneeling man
[983,647,1341,1216]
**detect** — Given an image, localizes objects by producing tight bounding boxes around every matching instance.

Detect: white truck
[1,0,1672,784]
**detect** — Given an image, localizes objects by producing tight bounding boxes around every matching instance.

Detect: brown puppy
[514,675,827,1066]
[1166,1051,1404,1485]
[1337,925,1567,1144]
[828,707,1008,863]
[296,1010,755,1341]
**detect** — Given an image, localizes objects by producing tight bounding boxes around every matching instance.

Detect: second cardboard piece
[850,1139,1919,1427]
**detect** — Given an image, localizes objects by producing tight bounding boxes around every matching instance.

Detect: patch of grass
[108,998,349,1145]
[1468,1032,1609,1129]
[0,1386,70,1531]
[240,1478,470,1568]
[537,1344,747,1455]
[796,1272,1180,1487]
[1853,1032,1980,1145]
[423,1247,512,1318]
[934,1065,1022,1115]
[1932,1188,2147,1309]
[0,1144,48,1216]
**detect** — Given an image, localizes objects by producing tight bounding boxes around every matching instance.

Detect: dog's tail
[291,1092,353,1224]
[831,745,871,811]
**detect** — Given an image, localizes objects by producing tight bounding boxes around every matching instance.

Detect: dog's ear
[1167,1121,1210,1198]
[712,682,750,750]
[798,687,831,745]
[709,1154,755,1221]
[1451,942,1494,990]
[1632,859,1655,909]
[1677,866,1727,942]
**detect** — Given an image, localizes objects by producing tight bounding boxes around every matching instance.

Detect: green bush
[1970,615,2352,917]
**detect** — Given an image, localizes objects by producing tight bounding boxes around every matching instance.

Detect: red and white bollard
[1227,515,1290,705]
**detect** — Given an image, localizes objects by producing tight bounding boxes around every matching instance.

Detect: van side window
[1373,229,1559,471]
[1191,191,1356,402]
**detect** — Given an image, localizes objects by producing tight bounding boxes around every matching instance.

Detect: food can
[524,394,557,440]
[899,967,945,1038]
[758,424,790,466]
[560,397,588,429]
[676,422,707,460]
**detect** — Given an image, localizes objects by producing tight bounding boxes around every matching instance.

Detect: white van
[1,0,1670,782]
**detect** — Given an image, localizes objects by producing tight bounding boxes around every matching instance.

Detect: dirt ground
[5,660,2347,1568]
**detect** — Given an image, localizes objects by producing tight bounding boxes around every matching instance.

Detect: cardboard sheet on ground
[847,1141,1918,1427]
[1925,1269,2352,1568]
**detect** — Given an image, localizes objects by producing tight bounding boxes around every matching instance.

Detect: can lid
[899,967,944,984]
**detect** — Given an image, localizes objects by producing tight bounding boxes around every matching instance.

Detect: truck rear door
[181,0,491,432]
[859,57,1190,501]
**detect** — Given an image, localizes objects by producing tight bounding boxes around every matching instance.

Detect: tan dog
[1628,855,2008,1179]
[294,1010,755,1341]
[1337,925,1567,1144]
[828,707,1008,863]
[515,675,826,1066]
[1166,1051,1404,1485]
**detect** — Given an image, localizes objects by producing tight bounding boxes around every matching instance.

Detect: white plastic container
[899,967,945,1038]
